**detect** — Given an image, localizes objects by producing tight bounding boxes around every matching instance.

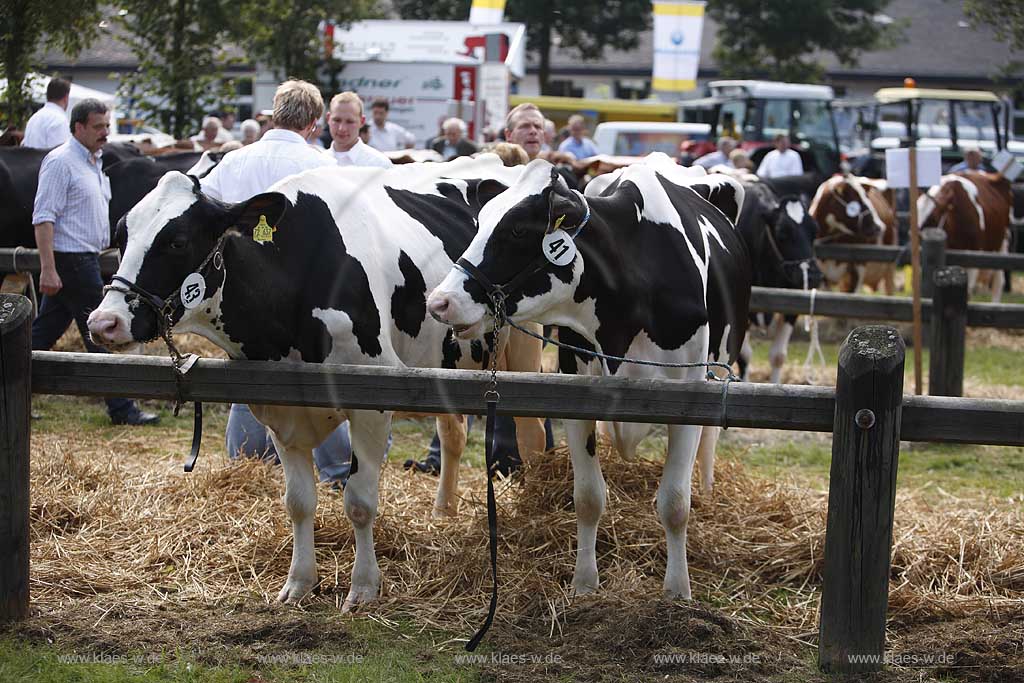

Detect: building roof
[537,0,1023,82]
[40,24,250,70]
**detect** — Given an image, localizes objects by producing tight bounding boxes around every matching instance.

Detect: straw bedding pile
[24,426,1023,664]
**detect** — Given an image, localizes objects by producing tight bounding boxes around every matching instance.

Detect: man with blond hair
[323,92,391,168]
[201,79,336,203]
[200,80,351,486]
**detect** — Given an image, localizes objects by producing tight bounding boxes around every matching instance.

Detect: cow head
[427,160,584,338]
[88,171,287,348]
[810,174,888,240]
[769,195,823,289]
[918,175,982,236]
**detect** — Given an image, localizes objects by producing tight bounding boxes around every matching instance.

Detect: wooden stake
[908,146,923,395]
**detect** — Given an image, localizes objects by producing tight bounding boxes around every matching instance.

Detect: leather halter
[455,189,591,313]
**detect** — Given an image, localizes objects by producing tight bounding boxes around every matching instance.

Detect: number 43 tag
[542,229,577,266]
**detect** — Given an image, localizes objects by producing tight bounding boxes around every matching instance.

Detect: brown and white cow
[918,171,1012,302]
[810,174,898,294]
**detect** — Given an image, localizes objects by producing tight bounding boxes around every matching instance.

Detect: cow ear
[230,192,289,235]
[548,188,586,234]
[472,179,507,210]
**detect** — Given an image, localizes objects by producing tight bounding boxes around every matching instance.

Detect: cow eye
[169,236,189,251]
[511,224,527,239]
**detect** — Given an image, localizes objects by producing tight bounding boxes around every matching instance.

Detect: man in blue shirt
[948,148,994,174]
[558,114,599,160]
[32,99,158,425]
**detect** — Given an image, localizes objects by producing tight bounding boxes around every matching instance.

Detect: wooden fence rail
[749,285,1024,329]
[0,248,120,277]
[5,296,1024,672]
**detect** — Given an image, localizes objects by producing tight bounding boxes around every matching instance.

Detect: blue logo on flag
[671,31,684,45]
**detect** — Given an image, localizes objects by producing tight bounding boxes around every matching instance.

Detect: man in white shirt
[756,134,805,178]
[22,77,71,149]
[323,92,392,169]
[202,79,352,485]
[367,98,414,151]
[201,80,336,203]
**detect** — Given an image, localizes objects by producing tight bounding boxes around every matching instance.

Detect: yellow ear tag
[551,214,566,232]
[252,215,276,244]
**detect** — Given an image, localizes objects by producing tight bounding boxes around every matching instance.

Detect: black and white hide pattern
[427,155,752,601]
[88,155,526,613]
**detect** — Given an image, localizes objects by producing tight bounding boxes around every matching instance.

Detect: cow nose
[427,295,450,323]
[87,310,130,346]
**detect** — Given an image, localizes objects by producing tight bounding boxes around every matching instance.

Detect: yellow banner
[653,78,698,91]
[472,0,506,10]
[653,2,704,15]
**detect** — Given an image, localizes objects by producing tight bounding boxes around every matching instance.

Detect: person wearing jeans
[32,98,157,426]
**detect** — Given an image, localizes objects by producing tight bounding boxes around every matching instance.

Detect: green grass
[1,617,487,683]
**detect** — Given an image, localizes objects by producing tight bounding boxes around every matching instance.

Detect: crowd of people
[16,74,995,489]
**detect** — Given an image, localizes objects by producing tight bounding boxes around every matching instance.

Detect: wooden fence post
[928,266,967,397]
[818,325,905,674]
[0,294,33,621]
[920,227,947,299]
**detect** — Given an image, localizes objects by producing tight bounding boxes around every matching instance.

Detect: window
[547,80,583,98]
[762,99,791,139]
[718,100,745,139]
[793,100,834,146]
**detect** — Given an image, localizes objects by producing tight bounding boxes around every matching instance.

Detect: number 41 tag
[542,229,577,266]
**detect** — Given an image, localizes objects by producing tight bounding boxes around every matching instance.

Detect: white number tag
[542,229,577,266]
[845,201,861,218]
[180,272,206,309]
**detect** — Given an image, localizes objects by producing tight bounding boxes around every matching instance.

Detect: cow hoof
[341,585,378,613]
[277,577,317,604]
[663,583,692,602]
[431,504,458,519]
[571,569,600,595]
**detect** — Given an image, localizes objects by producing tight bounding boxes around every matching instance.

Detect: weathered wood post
[819,325,905,674]
[0,294,33,621]
[920,227,947,299]
[928,266,967,397]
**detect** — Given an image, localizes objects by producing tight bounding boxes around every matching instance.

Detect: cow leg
[566,419,604,594]
[967,268,980,296]
[271,436,319,604]
[992,236,1010,304]
[738,336,753,382]
[433,414,467,518]
[503,323,546,463]
[659,423,701,600]
[342,409,391,612]
[251,406,339,605]
[768,316,794,384]
[695,426,718,496]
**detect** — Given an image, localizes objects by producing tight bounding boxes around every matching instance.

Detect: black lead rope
[466,392,500,652]
[465,298,506,652]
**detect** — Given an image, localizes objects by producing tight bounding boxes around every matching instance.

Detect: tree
[706,0,903,82]
[239,0,377,87]
[116,0,239,139]
[963,0,1024,52]
[0,0,100,127]
[392,0,652,95]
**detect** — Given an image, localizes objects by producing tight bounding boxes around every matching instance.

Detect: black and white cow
[725,171,822,383]
[427,157,751,599]
[87,155,533,611]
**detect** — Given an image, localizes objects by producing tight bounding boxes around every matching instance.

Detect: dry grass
[25,430,1023,646]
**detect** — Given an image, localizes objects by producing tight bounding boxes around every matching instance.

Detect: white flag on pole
[652,0,706,92]
[469,0,506,25]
